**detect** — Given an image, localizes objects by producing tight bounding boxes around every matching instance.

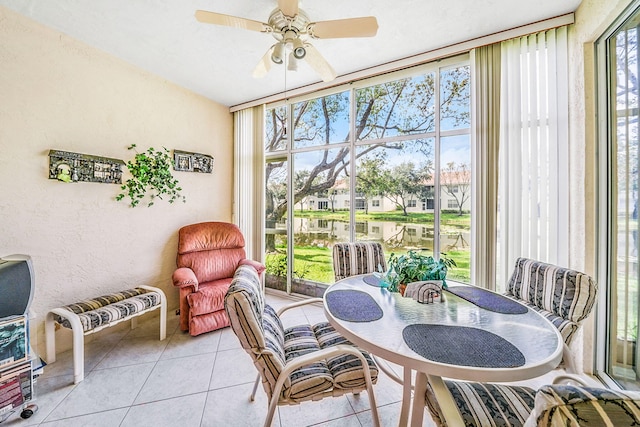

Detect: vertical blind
[234,105,265,262]
[471,44,501,290]
[498,27,570,288]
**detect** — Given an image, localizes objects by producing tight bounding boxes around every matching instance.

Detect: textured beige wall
[569,0,634,374]
[0,6,233,353]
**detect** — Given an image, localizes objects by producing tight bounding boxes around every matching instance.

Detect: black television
[0,255,35,319]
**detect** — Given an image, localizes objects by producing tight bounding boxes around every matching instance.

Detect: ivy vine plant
[116,144,186,208]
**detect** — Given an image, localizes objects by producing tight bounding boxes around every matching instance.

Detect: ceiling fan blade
[303,44,337,82]
[308,17,378,39]
[195,10,269,33]
[252,46,274,78]
[278,0,299,17]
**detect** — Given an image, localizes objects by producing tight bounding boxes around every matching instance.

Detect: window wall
[597,1,640,390]
[263,56,471,293]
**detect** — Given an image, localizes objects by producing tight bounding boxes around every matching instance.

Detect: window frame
[264,54,471,293]
[595,0,640,389]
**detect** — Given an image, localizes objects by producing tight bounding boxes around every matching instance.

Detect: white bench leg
[45,311,57,363]
[72,327,85,384]
[49,308,85,384]
[159,291,167,341]
[139,285,167,341]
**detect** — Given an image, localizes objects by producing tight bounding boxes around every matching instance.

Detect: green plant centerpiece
[116,144,186,208]
[384,249,456,293]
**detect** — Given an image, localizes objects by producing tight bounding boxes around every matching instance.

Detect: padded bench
[45,285,167,384]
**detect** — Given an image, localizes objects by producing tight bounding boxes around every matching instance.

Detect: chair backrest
[176,221,247,283]
[224,264,286,400]
[332,242,387,281]
[506,258,597,323]
[529,384,640,426]
[506,258,597,344]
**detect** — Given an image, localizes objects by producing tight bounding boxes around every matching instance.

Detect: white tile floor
[2,291,567,427]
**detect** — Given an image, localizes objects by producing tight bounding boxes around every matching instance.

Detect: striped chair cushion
[258,304,288,399]
[225,265,286,399]
[53,288,162,332]
[521,302,579,345]
[225,264,378,403]
[525,384,640,426]
[333,242,387,281]
[426,381,640,427]
[425,380,536,427]
[505,258,597,345]
[283,324,333,400]
[313,321,378,389]
[226,265,334,401]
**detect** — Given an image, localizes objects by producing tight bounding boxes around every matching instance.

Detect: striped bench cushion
[53,288,162,332]
[526,384,640,426]
[333,242,387,281]
[426,380,536,427]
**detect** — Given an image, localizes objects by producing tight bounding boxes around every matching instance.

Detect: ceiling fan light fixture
[292,38,306,59]
[195,2,378,82]
[271,42,285,64]
[287,52,298,71]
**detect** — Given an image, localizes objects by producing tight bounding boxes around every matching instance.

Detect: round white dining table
[323,275,564,426]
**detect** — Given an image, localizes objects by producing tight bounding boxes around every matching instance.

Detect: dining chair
[331,241,408,385]
[332,242,387,281]
[425,376,640,427]
[224,264,381,427]
[505,258,598,373]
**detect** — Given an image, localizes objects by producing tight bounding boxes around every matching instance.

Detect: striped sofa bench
[45,285,167,384]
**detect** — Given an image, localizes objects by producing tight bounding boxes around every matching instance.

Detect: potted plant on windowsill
[384,249,456,294]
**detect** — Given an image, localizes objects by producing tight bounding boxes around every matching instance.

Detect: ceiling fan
[195,0,378,82]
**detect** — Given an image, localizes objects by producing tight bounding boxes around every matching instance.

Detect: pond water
[266,216,471,285]
[289,217,470,254]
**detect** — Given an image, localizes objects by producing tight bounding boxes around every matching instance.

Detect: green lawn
[267,244,470,284]
[293,246,335,283]
[266,210,472,284]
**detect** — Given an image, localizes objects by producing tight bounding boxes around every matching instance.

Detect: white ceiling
[0,0,582,107]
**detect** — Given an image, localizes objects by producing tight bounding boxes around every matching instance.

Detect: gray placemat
[326,290,383,322]
[363,274,383,287]
[402,324,525,368]
[446,286,528,314]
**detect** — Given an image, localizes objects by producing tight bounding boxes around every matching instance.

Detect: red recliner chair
[173,221,265,336]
